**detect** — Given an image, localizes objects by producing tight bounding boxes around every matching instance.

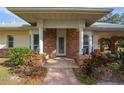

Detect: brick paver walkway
[42,68,81,85]
[42,57,81,85]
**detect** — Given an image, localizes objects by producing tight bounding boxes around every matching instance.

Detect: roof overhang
[7,7,112,27]
[88,22,124,31]
[0,26,37,31]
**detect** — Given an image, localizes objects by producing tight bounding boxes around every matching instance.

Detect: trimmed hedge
[10,48,32,66]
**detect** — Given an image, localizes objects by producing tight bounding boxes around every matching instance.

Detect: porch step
[46,57,74,63]
[43,57,79,68]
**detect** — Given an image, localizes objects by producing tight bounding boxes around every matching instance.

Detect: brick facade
[0,29,79,59]
[0,49,10,58]
[43,29,57,59]
[43,28,79,59]
[66,29,79,59]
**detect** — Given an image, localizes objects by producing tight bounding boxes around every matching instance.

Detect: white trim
[56,29,66,56]
[37,21,44,54]
[79,21,84,54]
[92,22,124,29]
[89,32,93,54]
[84,31,93,54]
[0,23,30,27]
[29,30,39,50]
[29,30,33,50]
[44,20,85,29]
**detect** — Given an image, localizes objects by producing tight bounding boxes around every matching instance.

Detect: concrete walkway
[42,68,81,85]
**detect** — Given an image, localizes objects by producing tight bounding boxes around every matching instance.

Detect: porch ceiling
[7,7,112,27]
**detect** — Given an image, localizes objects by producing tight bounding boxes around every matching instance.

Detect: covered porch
[30,26,93,59]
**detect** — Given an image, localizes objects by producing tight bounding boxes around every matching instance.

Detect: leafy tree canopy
[98,13,124,25]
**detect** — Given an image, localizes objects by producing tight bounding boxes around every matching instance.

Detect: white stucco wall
[0,30,30,49]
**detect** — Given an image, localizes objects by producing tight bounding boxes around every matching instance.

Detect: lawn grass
[0,58,47,85]
[0,58,18,84]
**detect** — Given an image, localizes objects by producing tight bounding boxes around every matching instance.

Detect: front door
[57,29,66,56]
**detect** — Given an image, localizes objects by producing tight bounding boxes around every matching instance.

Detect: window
[58,37,64,53]
[83,35,89,54]
[33,34,39,51]
[7,35,14,48]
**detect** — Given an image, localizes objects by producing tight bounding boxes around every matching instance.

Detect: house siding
[0,30,30,49]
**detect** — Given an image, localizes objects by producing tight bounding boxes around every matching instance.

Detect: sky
[0,0,124,20]
[0,0,124,7]
[112,7,124,14]
[0,7,30,27]
[0,7,124,27]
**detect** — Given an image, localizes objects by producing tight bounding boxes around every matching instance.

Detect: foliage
[119,64,124,71]
[106,53,119,62]
[22,52,45,68]
[106,63,119,71]
[75,49,123,84]
[103,39,111,50]
[118,51,124,72]
[73,68,97,84]
[0,58,19,84]
[117,38,124,48]
[14,52,47,84]
[83,60,98,78]
[120,51,124,63]
[10,48,32,66]
[99,13,124,24]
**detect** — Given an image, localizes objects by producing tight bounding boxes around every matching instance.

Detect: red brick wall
[43,29,79,59]
[0,49,10,58]
[66,29,79,59]
[43,29,57,59]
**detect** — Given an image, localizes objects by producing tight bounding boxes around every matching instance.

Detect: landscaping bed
[74,49,124,85]
[0,48,48,85]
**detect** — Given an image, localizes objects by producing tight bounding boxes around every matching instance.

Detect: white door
[57,29,66,56]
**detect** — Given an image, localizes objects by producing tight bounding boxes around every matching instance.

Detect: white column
[37,21,44,54]
[79,23,84,55]
[89,32,93,54]
[29,30,33,50]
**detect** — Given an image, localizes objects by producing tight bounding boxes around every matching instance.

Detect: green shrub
[10,48,32,66]
[84,60,98,77]
[121,52,124,63]
[119,64,124,71]
[106,63,119,71]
